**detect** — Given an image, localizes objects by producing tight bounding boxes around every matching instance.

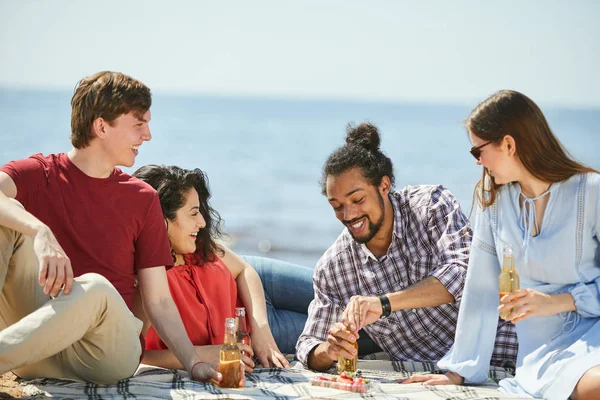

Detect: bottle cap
[225,317,236,328]
[235,307,246,317]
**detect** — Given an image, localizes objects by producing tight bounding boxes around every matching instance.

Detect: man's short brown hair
[70,71,152,148]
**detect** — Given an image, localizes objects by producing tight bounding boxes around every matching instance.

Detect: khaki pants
[0,204,143,384]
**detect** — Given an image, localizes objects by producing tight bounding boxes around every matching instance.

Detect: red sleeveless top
[145,252,240,349]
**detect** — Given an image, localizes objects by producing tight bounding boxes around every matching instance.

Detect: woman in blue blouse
[405,90,600,399]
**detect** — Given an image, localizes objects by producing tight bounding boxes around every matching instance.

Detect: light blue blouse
[438,173,600,399]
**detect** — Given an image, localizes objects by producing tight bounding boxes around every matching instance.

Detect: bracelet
[189,361,203,376]
[378,294,392,318]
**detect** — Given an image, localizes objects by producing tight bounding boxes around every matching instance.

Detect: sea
[1,88,598,268]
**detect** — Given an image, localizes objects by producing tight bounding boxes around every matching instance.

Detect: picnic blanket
[22,359,523,400]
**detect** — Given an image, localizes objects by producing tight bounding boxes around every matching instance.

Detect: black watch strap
[378,294,392,318]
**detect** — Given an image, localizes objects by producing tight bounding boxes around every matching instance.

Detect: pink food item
[310,376,374,393]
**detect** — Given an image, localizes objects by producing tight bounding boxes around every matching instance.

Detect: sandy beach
[0,373,24,398]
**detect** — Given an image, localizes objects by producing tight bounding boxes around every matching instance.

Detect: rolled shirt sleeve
[426,186,471,302]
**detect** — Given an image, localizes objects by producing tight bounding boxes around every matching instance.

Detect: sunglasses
[469,141,492,160]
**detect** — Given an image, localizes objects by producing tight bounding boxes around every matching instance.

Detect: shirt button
[412,309,417,313]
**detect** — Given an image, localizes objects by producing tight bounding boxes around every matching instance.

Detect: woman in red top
[133,165,290,370]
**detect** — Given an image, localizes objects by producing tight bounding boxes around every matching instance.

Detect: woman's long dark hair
[467,90,597,208]
[133,165,224,263]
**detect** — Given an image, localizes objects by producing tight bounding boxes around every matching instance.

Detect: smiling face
[100,110,152,167]
[326,167,390,244]
[167,188,206,256]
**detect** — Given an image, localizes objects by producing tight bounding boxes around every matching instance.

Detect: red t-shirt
[145,252,244,349]
[0,153,173,310]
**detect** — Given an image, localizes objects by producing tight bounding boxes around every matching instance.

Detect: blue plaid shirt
[296,185,517,367]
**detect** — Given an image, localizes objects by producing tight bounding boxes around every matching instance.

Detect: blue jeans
[242,256,314,354]
[242,256,382,356]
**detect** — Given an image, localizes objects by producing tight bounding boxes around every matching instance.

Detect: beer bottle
[337,326,358,374]
[235,307,252,356]
[218,317,242,388]
[498,244,520,320]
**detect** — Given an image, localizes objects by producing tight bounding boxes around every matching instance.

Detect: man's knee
[72,273,122,305]
[77,273,116,293]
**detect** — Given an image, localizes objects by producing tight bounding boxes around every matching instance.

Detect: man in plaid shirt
[296,122,517,372]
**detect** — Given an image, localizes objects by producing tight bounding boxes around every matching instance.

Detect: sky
[1,0,599,108]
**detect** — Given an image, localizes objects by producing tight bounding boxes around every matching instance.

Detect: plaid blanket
[22,360,522,400]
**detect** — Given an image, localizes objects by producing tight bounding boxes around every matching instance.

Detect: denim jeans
[242,256,382,356]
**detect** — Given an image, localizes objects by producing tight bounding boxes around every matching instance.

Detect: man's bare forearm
[307,342,334,371]
[144,296,199,371]
[388,276,455,311]
[0,191,45,236]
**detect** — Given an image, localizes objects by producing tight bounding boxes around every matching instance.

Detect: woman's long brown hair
[467,90,597,208]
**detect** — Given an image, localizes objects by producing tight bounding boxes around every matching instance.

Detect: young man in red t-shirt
[0,72,222,384]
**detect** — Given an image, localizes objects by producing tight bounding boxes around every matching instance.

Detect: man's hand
[324,322,359,361]
[307,322,360,371]
[250,327,291,368]
[342,295,382,332]
[0,181,73,297]
[499,289,576,323]
[33,225,73,296]
[402,371,463,386]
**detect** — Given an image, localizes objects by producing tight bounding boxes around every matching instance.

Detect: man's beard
[346,190,385,244]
